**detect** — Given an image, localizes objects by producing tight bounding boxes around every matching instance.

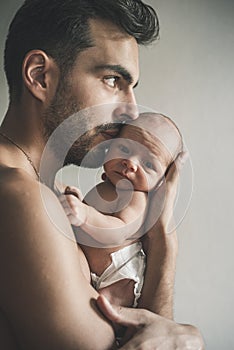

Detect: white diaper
[91,241,146,307]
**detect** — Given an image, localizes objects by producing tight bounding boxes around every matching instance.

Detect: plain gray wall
[0,1,234,349]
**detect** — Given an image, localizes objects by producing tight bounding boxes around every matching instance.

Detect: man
[0,0,204,349]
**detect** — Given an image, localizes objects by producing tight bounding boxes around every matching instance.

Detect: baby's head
[104,113,183,191]
[125,112,183,164]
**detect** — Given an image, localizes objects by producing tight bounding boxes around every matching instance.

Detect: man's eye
[103,76,119,88]
[119,144,129,154]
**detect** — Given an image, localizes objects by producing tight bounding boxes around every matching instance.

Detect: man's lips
[101,129,119,139]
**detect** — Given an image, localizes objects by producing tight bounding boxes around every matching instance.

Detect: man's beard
[63,123,120,168]
[42,75,120,168]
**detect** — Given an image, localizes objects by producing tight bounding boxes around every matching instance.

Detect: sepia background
[0,1,234,349]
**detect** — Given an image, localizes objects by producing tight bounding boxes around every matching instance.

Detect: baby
[60,112,183,308]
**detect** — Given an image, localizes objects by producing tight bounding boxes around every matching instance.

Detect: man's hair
[4,0,159,101]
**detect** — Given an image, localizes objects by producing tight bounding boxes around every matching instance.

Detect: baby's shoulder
[84,181,118,213]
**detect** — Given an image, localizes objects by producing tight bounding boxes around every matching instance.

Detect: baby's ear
[101,172,107,181]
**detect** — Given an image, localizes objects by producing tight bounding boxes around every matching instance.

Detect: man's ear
[22,50,59,103]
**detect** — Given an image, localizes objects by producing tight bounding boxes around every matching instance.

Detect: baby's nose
[122,159,138,172]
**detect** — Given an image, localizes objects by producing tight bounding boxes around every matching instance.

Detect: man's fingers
[96,295,120,323]
[166,151,188,183]
[175,151,189,170]
[97,295,150,328]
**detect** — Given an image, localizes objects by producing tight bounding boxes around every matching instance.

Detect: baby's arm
[60,184,147,245]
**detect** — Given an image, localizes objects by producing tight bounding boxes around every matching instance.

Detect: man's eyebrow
[94,64,139,88]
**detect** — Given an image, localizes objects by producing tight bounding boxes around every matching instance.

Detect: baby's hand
[64,186,83,200]
[59,186,86,226]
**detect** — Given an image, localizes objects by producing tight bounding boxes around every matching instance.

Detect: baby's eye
[103,76,119,88]
[145,161,155,170]
[119,144,129,154]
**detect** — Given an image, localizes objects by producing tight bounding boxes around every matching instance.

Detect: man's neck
[0,103,59,187]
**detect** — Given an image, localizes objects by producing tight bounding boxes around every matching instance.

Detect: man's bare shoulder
[0,167,74,240]
[0,167,52,209]
[0,166,38,192]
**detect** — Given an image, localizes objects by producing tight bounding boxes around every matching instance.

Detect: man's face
[43,18,139,167]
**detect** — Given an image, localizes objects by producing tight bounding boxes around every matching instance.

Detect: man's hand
[136,152,188,318]
[145,151,189,235]
[97,295,205,350]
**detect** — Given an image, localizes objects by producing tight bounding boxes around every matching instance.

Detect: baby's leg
[99,279,135,307]
[99,279,136,341]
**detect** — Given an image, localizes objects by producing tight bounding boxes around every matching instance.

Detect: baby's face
[104,127,170,192]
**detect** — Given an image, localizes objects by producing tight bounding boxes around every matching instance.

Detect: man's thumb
[96,295,148,327]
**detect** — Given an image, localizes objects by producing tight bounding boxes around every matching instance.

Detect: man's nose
[122,159,138,173]
[113,91,138,122]
[113,103,139,123]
